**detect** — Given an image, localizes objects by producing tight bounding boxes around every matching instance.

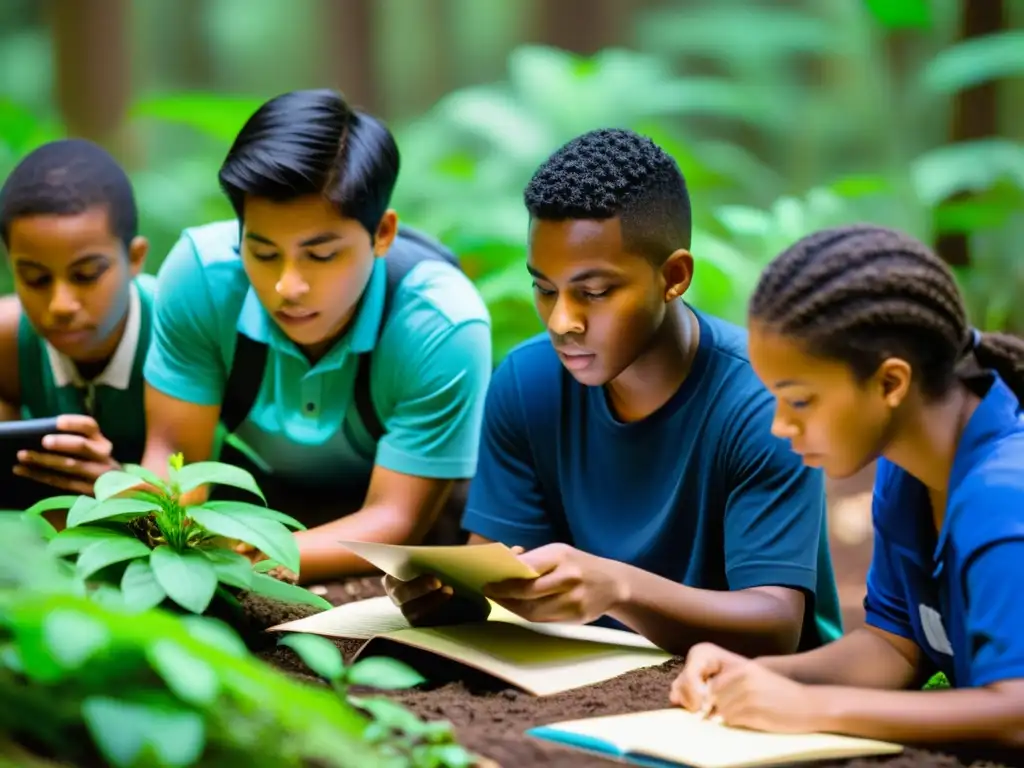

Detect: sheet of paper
[268,595,413,638]
[363,622,672,696]
[337,540,539,594]
[532,708,903,768]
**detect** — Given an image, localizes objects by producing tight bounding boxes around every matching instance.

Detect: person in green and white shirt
[0,138,153,507]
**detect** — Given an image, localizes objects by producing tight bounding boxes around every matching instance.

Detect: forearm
[0,398,20,421]
[758,627,921,689]
[811,683,1024,747]
[605,562,802,657]
[292,504,422,584]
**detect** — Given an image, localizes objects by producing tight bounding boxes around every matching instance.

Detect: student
[141,88,492,584]
[670,225,1024,746]
[0,138,152,505]
[385,128,844,658]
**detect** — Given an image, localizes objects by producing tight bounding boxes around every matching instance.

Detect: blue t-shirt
[462,308,843,648]
[864,372,1024,688]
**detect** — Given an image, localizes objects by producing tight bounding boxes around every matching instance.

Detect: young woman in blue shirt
[671,224,1024,747]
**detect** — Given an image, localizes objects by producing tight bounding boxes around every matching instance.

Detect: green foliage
[923,672,951,690]
[0,513,475,767]
[277,634,474,768]
[24,453,330,618]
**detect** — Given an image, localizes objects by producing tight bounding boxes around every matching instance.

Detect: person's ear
[127,236,149,278]
[372,210,398,257]
[876,357,912,409]
[662,249,694,302]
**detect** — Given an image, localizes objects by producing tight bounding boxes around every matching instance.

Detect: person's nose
[48,281,82,320]
[547,294,584,337]
[275,262,310,302]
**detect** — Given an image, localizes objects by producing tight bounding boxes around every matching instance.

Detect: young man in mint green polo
[0,138,154,509]
[141,89,492,584]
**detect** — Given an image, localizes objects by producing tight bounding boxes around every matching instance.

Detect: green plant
[278,633,475,768]
[24,453,330,619]
[0,514,448,767]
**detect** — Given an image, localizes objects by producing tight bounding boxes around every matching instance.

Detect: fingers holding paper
[671,643,820,733]
[484,543,626,624]
[383,573,491,627]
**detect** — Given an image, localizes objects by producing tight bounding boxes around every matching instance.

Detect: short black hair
[749,224,1024,402]
[0,138,138,250]
[523,128,692,263]
[218,88,400,238]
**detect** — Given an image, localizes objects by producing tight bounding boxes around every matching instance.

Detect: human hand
[13,414,120,495]
[233,542,298,584]
[381,544,526,627]
[671,643,822,733]
[670,642,752,715]
[482,542,626,624]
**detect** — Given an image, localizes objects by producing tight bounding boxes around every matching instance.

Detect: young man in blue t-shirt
[386,128,843,657]
[141,90,492,583]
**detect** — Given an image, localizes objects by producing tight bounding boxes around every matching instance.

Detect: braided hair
[749,224,1024,402]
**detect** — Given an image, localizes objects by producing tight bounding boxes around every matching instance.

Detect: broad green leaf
[200,548,253,589]
[253,559,282,573]
[350,695,428,736]
[150,546,218,614]
[247,572,331,610]
[120,463,168,492]
[277,634,344,681]
[180,615,248,658]
[347,656,426,690]
[20,510,58,541]
[863,0,930,30]
[922,30,1024,96]
[201,500,306,530]
[76,537,151,579]
[90,584,127,611]
[81,697,205,767]
[93,470,150,501]
[188,507,298,574]
[67,497,162,528]
[121,559,167,611]
[48,526,130,557]
[417,744,474,767]
[147,639,219,706]
[131,93,265,142]
[42,609,110,670]
[175,461,265,502]
[23,494,80,516]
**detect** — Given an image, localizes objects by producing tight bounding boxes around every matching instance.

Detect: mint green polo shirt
[143,220,492,489]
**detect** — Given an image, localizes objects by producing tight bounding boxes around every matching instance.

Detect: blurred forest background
[2,0,1023,627]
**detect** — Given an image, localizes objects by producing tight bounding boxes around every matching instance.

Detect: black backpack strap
[220,333,269,434]
[353,226,462,443]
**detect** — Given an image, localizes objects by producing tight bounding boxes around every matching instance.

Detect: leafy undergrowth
[2,455,478,768]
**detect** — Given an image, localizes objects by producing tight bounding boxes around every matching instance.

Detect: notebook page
[544,709,902,768]
[267,596,413,639]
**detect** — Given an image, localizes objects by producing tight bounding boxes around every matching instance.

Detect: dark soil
[252,576,1024,768]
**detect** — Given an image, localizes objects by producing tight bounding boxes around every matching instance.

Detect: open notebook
[528,708,904,768]
[268,595,672,696]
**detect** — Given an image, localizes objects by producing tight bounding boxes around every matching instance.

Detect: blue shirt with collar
[865,371,1024,687]
[461,308,844,647]
[143,220,492,490]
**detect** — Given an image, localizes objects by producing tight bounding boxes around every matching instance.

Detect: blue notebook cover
[527,724,685,768]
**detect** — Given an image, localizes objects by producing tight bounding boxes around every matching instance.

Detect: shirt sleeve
[459,355,556,549]
[721,394,827,594]
[142,234,226,406]
[964,537,1024,685]
[862,526,916,641]
[373,319,492,480]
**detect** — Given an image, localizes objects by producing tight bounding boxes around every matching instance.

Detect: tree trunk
[48,0,132,158]
[321,0,379,115]
[934,0,1004,268]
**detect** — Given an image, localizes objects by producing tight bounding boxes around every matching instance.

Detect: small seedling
[277,634,475,768]
[24,454,330,615]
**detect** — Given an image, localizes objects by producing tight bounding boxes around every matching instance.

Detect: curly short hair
[523,128,691,263]
[0,138,138,249]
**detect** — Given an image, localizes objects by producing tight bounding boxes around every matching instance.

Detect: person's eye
[249,251,279,262]
[307,251,339,263]
[531,282,556,297]
[582,287,611,300]
[19,273,51,289]
[788,397,813,410]
[72,267,109,285]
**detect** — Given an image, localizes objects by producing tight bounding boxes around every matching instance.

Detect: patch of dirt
[253,576,1023,768]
